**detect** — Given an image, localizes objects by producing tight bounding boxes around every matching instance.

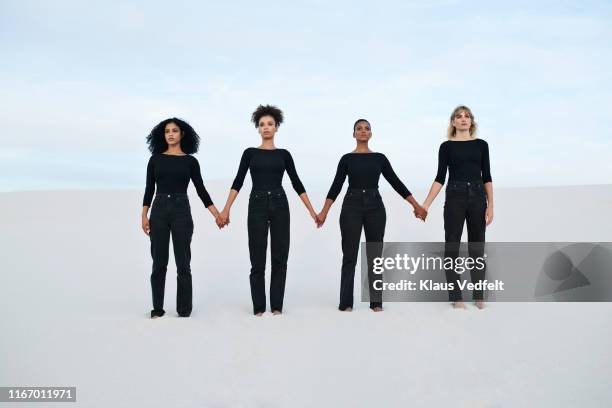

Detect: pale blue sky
[1,0,611,191]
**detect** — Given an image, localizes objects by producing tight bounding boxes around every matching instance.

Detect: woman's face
[353,121,372,142]
[164,122,182,146]
[452,110,472,132]
[258,115,278,140]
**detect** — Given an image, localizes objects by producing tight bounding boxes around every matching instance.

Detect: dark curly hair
[146,117,200,154]
[353,118,371,131]
[251,105,284,128]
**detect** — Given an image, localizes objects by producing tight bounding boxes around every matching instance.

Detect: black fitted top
[435,139,492,185]
[326,152,412,200]
[143,154,213,207]
[231,148,306,194]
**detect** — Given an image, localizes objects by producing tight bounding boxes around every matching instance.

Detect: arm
[422,143,448,211]
[219,149,251,226]
[485,182,494,225]
[285,151,318,224]
[141,156,155,235]
[381,155,426,220]
[142,205,151,235]
[190,157,222,226]
[422,182,443,212]
[284,150,306,196]
[481,140,492,184]
[482,141,493,225]
[190,157,216,211]
[218,189,239,226]
[318,198,335,226]
[230,148,251,193]
[317,157,347,227]
[299,193,319,226]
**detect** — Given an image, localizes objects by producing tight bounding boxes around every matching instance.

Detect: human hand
[315,211,327,228]
[485,206,494,226]
[218,210,230,227]
[414,206,427,221]
[215,214,226,229]
[309,211,319,228]
[142,216,150,235]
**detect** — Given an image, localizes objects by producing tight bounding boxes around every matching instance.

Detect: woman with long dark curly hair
[142,117,222,319]
[316,119,427,312]
[218,105,318,316]
[421,105,494,310]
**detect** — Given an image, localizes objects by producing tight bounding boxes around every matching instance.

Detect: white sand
[1,183,611,407]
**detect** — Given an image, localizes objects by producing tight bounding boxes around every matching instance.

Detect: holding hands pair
[209,197,430,231]
[215,210,230,229]
[414,204,428,221]
[313,201,428,229]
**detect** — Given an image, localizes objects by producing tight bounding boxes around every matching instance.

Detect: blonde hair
[447,105,477,139]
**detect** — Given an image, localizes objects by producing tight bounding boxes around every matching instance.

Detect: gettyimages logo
[372,254,486,275]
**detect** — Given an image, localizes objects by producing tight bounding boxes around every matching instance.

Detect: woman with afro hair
[142,118,222,319]
[218,105,318,316]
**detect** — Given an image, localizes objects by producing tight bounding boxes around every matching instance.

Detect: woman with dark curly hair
[421,105,494,310]
[218,105,318,316]
[142,118,222,319]
[316,119,427,312]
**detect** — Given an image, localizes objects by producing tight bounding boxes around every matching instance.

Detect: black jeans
[443,180,487,301]
[149,193,194,317]
[247,187,290,314]
[339,188,386,310]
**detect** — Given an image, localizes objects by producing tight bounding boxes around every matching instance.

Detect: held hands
[309,211,322,228]
[217,209,230,229]
[414,205,428,221]
[315,211,327,228]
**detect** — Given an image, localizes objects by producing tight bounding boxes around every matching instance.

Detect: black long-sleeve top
[326,152,412,201]
[142,154,213,207]
[434,139,492,185]
[231,148,306,194]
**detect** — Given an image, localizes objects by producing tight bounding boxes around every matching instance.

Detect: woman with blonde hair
[421,106,494,309]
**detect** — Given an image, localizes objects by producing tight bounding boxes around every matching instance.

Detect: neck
[165,145,184,155]
[353,141,371,153]
[259,139,276,150]
[454,130,472,140]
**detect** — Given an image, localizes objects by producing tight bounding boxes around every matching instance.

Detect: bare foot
[151,315,161,319]
[452,301,466,309]
[340,307,353,312]
[474,300,485,310]
[255,312,264,317]
[371,306,384,312]
[272,310,282,315]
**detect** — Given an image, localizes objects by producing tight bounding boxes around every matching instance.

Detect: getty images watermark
[359,242,612,302]
[371,252,502,292]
